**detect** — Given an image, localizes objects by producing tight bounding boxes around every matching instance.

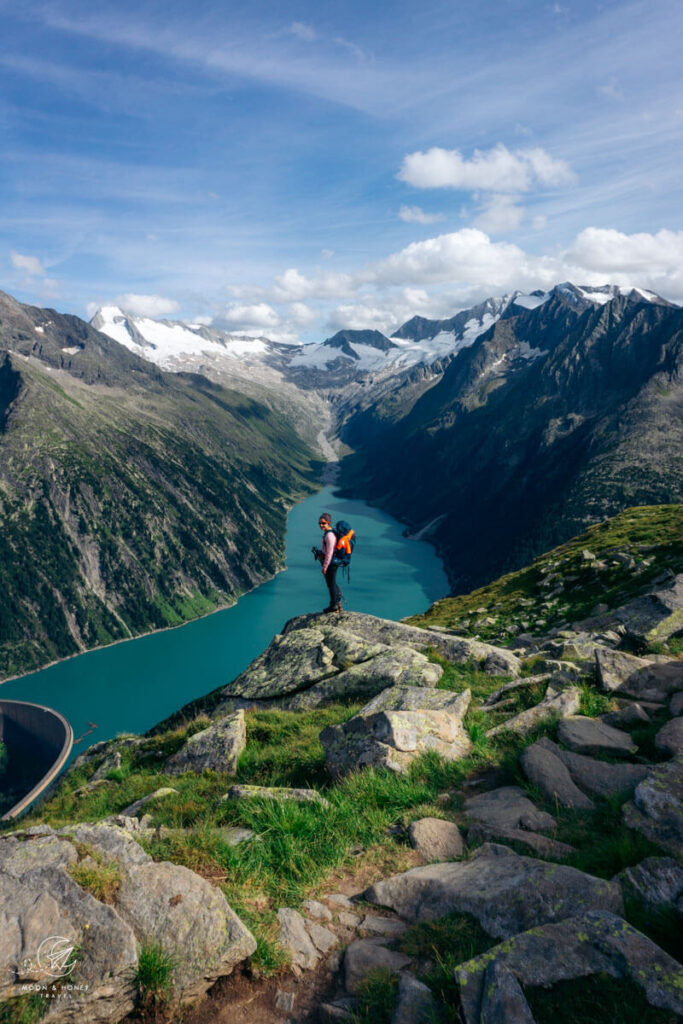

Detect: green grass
[134,942,177,1008]
[524,974,679,1024]
[68,856,122,904]
[0,995,47,1024]
[408,505,683,644]
[578,683,615,718]
[353,968,400,1024]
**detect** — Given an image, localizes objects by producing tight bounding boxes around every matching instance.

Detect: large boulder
[0,823,256,1020]
[557,716,638,758]
[344,939,411,994]
[520,742,594,809]
[612,573,683,644]
[283,611,521,675]
[464,786,557,832]
[622,757,683,857]
[363,843,622,938]
[655,717,683,758]
[164,711,246,776]
[455,911,683,1024]
[226,628,344,699]
[595,648,683,703]
[529,736,649,800]
[408,818,465,861]
[617,857,683,919]
[320,686,472,778]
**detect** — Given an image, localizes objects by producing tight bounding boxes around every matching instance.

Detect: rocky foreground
[1,569,682,1023]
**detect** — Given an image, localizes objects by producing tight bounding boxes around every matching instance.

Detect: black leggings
[324,565,342,609]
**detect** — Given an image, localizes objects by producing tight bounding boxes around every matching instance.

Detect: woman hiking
[317,512,342,613]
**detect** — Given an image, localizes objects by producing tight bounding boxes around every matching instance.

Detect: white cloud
[474,195,524,234]
[368,229,531,288]
[115,293,181,317]
[289,21,316,42]
[565,227,683,273]
[273,267,353,301]
[397,144,575,193]
[215,302,280,330]
[10,251,45,276]
[321,248,335,259]
[399,205,445,225]
[288,302,317,325]
[532,215,548,231]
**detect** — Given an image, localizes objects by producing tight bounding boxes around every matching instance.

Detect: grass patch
[0,995,47,1024]
[524,973,679,1024]
[68,856,122,904]
[134,941,177,1009]
[554,800,665,879]
[353,967,400,1024]
[578,683,615,718]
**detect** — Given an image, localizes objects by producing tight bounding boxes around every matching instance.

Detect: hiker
[316,512,342,613]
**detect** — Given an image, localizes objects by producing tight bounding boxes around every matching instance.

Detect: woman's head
[319,512,332,529]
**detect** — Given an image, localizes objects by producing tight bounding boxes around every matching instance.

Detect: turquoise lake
[0,485,448,750]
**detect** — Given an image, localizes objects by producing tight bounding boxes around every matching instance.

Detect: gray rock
[302,899,332,922]
[224,784,329,806]
[90,749,122,781]
[600,703,650,729]
[364,843,622,938]
[227,628,339,699]
[391,972,436,1024]
[557,715,637,757]
[670,691,683,716]
[164,711,245,776]
[534,736,649,799]
[283,611,520,675]
[520,741,594,809]
[344,939,411,994]
[318,999,358,1022]
[284,647,442,710]
[306,921,338,955]
[613,573,683,644]
[464,786,557,832]
[618,857,683,918]
[408,818,465,861]
[359,915,408,938]
[483,674,551,707]
[595,648,683,703]
[455,911,683,1024]
[277,908,320,970]
[622,757,683,857]
[120,787,178,817]
[338,910,361,929]
[321,686,472,778]
[217,826,256,846]
[477,960,535,1024]
[326,893,356,910]
[467,823,575,859]
[655,716,683,758]
[275,989,296,1013]
[487,685,581,737]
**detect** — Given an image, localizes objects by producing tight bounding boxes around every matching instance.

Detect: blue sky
[2,0,682,339]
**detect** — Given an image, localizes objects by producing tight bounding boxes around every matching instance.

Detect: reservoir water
[0,485,448,751]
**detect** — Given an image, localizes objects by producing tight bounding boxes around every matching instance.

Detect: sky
[1,0,682,341]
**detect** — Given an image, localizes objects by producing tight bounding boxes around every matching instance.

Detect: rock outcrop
[164,711,246,776]
[320,686,472,777]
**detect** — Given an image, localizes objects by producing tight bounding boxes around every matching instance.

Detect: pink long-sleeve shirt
[321,529,336,572]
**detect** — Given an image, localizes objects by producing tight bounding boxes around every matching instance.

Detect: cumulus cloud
[474,195,525,234]
[565,227,683,273]
[10,251,45,276]
[115,293,181,317]
[399,205,445,225]
[273,266,353,301]
[397,144,576,192]
[214,302,281,331]
[288,302,317,325]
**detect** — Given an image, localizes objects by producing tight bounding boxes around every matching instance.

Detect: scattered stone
[344,939,411,994]
[654,717,683,758]
[408,818,464,861]
[320,686,472,778]
[224,784,329,807]
[520,741,594,809]
[464,786,557,832]
[359,915,408,938]
[670,691,683,716]
[533,736,649,799]
[613,573,683,644]
[338,911,361,929]
[120,787,178,817]
[364,843,622,938]
[216,826,256,846]
[318,998,358,1022]
[595,648,683,703]
[391,972,437,1024]
[487,685,581,737]
[307,921,338,955]
[467,822,576,859]
[600,703,650,729]
[618,857,683,920]
[622,757,683,857]
[302,899,332,922]
[455,911,683,1024]
[277,908,320,971]
[483,674,551,707]
[557,716,637,758]
[164,711,246,776]
[326,893,356,910]
[91,749,122,781]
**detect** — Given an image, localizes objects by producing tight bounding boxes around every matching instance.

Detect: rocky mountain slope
[339,285,683,592]
[1,506,681,1024]
[0,290,318,680]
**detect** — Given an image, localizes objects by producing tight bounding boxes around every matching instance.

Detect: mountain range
[0,280,680,678]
